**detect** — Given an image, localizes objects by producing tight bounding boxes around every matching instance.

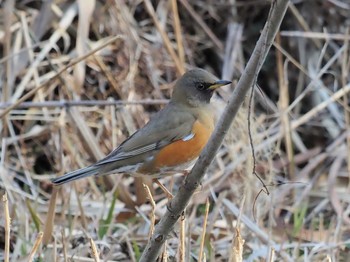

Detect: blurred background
[1,0,350,261]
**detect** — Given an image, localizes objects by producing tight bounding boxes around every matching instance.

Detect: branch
[0,99,168,109]
[139,1,289,261]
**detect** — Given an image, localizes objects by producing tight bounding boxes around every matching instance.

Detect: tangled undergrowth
[1,0,350,261]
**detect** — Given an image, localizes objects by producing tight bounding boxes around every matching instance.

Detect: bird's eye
[197,83,205,90]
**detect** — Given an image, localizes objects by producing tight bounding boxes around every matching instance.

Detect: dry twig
[2,192,10,262]
[42,187,58,246]
[89,237,100,262]
[178,214,186,262]
[229,228,244,262]
[27,232,44,262]
[198,199,210,262]
[143,183,156,237]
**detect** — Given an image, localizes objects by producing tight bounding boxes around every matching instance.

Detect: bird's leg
[153,179,174,199]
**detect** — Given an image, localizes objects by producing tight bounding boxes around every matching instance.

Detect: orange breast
[153,120,213,170]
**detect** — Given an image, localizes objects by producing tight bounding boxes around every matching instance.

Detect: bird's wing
[95,104,195,166]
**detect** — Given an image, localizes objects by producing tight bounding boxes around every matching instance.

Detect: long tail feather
[51,165,100,185]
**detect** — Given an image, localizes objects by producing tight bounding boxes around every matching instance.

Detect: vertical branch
[139,1,289,261]
[276,33,295,181]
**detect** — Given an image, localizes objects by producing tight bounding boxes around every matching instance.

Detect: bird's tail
[51,165,100,185]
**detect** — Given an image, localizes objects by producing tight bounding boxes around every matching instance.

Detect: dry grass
[1,0,350,261]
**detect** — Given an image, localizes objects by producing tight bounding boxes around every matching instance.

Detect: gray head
[171,68,231,107]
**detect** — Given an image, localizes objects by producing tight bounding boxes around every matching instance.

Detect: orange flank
[153,120,213,169]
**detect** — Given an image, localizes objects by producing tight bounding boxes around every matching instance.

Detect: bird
[51,68,231,189]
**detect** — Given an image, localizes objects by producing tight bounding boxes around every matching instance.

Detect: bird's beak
[209,80,232,90]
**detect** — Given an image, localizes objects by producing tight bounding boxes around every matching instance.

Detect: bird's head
[171,68,231,107]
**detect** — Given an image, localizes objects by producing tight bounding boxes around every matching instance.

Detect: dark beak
[209,80,232,90]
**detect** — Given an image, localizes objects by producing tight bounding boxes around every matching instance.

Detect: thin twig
[341,29,350,186]
[161,240,168,262]
[178,214,186,262]
[74,183,88,230]
[248,84,269,194]
[2,192,10,262]
[229,228,244,262]
[268,247,275,262]
[61,228,68,262]
[3,0,15,102]
[42,187,58,246]
[89,237,101,262]
[276,33,295,182]
[229,196,246,262]
[198,199,210,262]
[280,30,350,40]
[143,183,156,237]
[27,232,44,262]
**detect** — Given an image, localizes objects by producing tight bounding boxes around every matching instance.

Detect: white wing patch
[182,133,195,141]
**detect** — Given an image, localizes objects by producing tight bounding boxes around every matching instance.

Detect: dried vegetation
[1,0,350,261]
